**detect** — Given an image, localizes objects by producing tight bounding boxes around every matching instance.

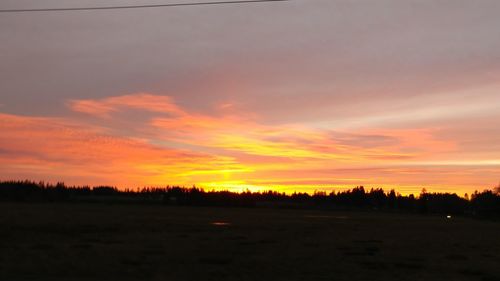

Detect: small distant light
[446,215,452,219]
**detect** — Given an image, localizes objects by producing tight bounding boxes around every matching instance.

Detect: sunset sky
[1,0,500,195]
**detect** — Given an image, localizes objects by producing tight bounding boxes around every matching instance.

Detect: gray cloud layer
[1,0,500,124]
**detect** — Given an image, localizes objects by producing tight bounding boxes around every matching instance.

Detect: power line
[0,0,290,13]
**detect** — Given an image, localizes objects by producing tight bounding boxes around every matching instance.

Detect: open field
[0,203,499,281]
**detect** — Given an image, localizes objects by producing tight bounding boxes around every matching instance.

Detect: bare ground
[0,203,499,281]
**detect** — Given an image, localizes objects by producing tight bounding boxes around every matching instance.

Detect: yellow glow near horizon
[1,93,500,196]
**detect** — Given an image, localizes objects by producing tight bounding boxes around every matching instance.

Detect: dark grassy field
[0,203,499,281]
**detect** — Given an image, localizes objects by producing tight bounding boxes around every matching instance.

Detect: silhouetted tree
[0,180,498,217]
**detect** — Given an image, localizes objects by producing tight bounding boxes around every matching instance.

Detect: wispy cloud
[1,93,499,194]
[68,93,184,118]
[0,112,244,187]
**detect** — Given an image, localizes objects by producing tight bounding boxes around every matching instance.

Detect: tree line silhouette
[1,180,499,217]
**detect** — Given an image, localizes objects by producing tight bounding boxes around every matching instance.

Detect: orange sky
[1,1,500,195]
[1,92,500,195]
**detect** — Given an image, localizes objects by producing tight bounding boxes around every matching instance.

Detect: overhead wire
[0,0,290,13]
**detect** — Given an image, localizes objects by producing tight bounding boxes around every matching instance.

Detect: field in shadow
[0,203,499,281]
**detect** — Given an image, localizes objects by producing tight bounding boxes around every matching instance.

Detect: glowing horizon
[1,92,499,195]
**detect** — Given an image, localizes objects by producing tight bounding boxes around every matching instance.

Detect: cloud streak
[0,111,245,187]
[2,93,498,194]
[69,93,184,117]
